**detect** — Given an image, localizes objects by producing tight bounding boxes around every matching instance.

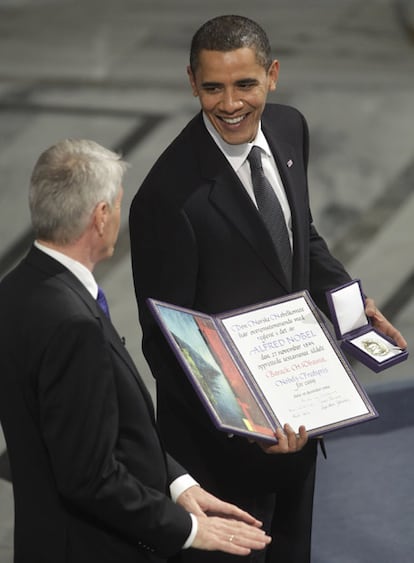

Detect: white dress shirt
[203,113,293,247]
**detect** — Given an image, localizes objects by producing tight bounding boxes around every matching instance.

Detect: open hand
[177,485,262,525]
[177,485,271,555]
[191,515,271,555]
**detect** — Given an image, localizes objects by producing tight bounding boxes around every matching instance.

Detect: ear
[93,201,108,237]
[187,65,198,97]
[268,59,280,92]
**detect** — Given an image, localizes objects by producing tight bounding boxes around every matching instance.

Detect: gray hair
[29,139,128,245]
[189,15,272,74]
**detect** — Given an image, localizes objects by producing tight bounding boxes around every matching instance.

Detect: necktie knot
[97,286,110,318]
[247,145,264,171]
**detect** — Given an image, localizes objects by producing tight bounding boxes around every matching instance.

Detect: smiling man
[129,15,406,563]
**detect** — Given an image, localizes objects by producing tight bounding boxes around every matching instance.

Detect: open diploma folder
[148,291,378,444]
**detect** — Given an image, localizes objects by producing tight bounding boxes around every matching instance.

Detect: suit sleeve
[129,189,208,417]
[309,224,352,316]
[38,313,192,558]
[298,109,352,316]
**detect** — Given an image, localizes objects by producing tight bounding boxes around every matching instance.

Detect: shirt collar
[34,241,98,299]
[202,112,272,171]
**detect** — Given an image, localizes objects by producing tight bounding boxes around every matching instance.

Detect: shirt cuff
[169,474,200,550]
[182,513,198,549]
[169,474,199,502]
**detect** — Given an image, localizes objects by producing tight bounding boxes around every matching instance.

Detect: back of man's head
[29,139,127,245]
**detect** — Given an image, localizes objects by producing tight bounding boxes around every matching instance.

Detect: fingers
[392,330,407,349]
[207,500,263,527]
[297,424,308,443]
[192,516,271,555]
[364,297,377,318]
[178,486,263,526]
[258,423,308,454]
[384,326,407,349]
[276,423,308,452]
[365,298,407,349]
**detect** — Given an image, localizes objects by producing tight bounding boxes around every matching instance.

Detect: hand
[177,486,271,555]
[177,485,262,525]
[365,298,407,349]
[191,515,271,555]
[256,423,308,454]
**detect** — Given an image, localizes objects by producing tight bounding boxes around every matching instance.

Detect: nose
[220,88,243,113]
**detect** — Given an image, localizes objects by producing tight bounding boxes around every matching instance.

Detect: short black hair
[189,15,272,73]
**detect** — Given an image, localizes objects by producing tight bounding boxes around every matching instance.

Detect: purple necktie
[97,286,110,318]
[247,146,292,289]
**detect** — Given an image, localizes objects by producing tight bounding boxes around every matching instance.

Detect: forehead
[194,47,265,79]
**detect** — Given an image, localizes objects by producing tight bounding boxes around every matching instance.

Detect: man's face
[188,47,279,145]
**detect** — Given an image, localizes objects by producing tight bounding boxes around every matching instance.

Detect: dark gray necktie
[247,146,292,288]
[97,286,111,318]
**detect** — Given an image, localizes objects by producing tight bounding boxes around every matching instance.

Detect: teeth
[222,115,245,125]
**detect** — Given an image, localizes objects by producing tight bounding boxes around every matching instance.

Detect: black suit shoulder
[263,102,305,121]
[264,103,307,131]
[132,114,202,212]
[0,249,100,343]
[262,103,309,160]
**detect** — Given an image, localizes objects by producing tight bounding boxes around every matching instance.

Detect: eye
[202,84,222,94]
[237,80,257,90]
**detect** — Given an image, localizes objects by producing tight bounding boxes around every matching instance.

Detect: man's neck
[36,239,95,272]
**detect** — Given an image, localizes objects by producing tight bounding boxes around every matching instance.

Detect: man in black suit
[0,139,272,563]
[129,15,406,563]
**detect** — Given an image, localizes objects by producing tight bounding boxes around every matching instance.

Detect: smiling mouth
[219,114,247,125]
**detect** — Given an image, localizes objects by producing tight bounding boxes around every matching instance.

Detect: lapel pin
[287,159,293,168]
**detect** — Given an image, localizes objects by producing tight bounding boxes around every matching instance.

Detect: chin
[102,248,115,261]
[217,125,257,145]
[223,133,253,145]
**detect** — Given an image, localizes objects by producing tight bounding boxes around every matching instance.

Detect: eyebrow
[201,81,222,89]
[201,78,259,88]
[236,78,259,85]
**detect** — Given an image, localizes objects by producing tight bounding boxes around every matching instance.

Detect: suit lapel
[262,119,309,290]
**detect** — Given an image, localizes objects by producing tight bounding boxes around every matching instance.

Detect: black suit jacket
[0,246,192,563]
[129,104,351,494]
